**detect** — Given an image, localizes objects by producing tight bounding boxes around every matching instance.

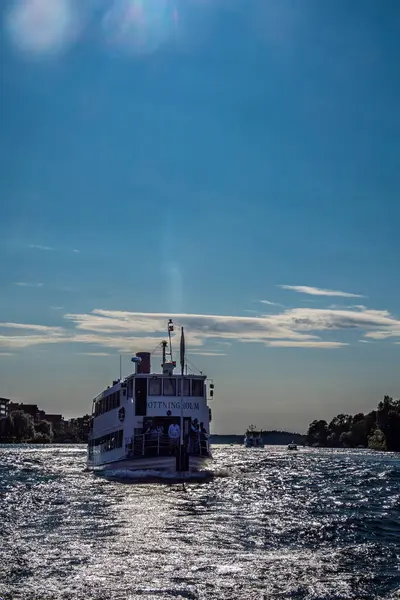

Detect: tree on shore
[0,410,35,442]
[306,396,400,452]
[34,420,53,443]
[0,412,53,443]
[306,419,328,446]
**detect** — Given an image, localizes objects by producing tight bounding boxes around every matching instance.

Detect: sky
[0,0,399,434]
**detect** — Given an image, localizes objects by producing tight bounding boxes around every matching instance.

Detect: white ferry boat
[244,427,264,448]
[87,321,214,473]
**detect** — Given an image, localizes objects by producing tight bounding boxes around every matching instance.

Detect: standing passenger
[200,422,208,455]
[168,422,180,455]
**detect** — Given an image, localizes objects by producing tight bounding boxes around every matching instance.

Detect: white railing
[124,432,210,459]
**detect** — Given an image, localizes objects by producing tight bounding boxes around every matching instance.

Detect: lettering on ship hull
[147,401,200,410]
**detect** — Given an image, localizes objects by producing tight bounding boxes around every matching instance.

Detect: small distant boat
[244,427,264,448]
[287,441,298,450]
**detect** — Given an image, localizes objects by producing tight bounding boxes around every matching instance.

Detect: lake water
[0,444,399,599]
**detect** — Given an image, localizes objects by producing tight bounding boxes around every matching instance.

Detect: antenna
[167,319,174,362]
[180,326,185,376]
[161,340,167,368]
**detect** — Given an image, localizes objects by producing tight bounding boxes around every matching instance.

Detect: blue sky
[0,0,399,433]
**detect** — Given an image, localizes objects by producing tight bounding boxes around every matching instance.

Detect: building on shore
[43,414,64,431]
[0,397,10,420]
[1,400,91,441]
[9,403,39,420]
[6,403,64,430]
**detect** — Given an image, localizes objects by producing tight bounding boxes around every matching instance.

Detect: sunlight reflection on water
[0,444,399,599]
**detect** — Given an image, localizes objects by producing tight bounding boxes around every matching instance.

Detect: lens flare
[102,0,179,55]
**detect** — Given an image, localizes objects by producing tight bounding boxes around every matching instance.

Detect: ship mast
[179,325,187,472]
[168,319,174,362]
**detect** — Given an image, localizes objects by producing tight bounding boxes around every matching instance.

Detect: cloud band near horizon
[0,303,399,353]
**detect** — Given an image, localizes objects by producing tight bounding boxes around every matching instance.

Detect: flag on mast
[180,327,185,376]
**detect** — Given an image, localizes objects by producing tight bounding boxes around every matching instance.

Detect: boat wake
[99,468,228,484]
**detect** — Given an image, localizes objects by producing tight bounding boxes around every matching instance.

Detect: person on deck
[168,422,180,454]
[190,418,200,453]
[200,422,208,455]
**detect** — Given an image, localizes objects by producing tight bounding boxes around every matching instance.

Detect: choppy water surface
[0,445,399,600]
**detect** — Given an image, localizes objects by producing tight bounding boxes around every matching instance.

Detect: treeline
[307,395,400,452]
[0,410,88,444]
[210,431,305,445]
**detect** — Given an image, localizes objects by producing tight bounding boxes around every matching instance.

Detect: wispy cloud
[188,351,227,356]
[29,244,80,254]
[78,352,111,356]
[279,285,365,298]
[0,323,63,333]
[50,306,65,311]
[15,282,43,288]
[260,300,285,307]
[1,304,399,352]
[329,304,368,310]
[266,341,347,349]
[0,352,14,357]
[29,244,54,251]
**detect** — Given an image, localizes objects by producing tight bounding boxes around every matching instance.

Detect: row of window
[94,378,205,416]
[88,429,123,452]
[94,391,120,417]
[148,377,204,397]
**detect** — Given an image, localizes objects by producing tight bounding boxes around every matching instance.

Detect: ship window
[149,377,161,396]
[192,379,204,397]
[163,378,176,396]
[94,429,124,452]
[128,379,133,397]
[177,378,190,396]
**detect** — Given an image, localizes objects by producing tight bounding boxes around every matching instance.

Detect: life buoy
[118,407,125,422]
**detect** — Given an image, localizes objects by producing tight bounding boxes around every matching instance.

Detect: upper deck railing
[124,432,210,459]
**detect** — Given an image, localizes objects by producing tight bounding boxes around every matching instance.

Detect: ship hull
[87,453,211,473]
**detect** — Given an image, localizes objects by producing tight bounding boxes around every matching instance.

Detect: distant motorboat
[244,427,264,448]
[287,441,298,450]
